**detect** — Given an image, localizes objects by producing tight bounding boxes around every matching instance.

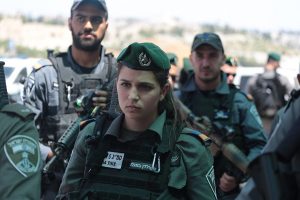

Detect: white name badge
[102,151,125,169]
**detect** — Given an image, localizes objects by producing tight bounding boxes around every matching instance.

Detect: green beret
[167,52,178,66]
[225,56,238,66]
[117,42,170,71]
[268,52,281,62]
[182,57,193,72]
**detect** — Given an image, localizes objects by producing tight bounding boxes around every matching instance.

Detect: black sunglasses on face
[226,73,236,77]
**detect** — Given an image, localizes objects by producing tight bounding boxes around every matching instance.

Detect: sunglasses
[226,73,236,78]
[170,75,177,82]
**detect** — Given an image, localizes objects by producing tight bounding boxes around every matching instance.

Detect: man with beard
[22,0,117,199]
[178,32,266,200]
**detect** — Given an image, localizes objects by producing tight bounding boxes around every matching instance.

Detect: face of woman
[117,66,167,124]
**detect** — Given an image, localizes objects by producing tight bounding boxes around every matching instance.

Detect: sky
[0,0,299,32]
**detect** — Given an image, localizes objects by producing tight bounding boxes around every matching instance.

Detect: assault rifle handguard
[176,99,250,174]
[43,106,99,174]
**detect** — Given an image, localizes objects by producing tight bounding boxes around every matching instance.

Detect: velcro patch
[206,166,217,199]
[4,135,40,177]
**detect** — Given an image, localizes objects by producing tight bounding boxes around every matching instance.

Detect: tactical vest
[64,116,206,200]
[42,52,115,141]
[181,84,247,181]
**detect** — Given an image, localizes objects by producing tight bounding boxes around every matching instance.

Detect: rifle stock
[176,98,249,174]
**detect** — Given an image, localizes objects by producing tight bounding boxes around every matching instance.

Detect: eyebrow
[119,79,155,85]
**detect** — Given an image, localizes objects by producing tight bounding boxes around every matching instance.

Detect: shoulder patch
[182,128,212,146]
[32,58,52,71]
[206,166,217,199]
[1,104,34,119]
[4,135,40,177]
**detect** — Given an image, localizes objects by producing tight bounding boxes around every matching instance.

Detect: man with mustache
[178,32,266,200]
[22,0,117,199]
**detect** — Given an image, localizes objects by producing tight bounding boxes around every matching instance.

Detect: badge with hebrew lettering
[102,151,124,169]
[4,135,40,177]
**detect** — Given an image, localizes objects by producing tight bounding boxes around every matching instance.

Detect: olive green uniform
[179,72,266,199]
[57,111,217,200]
[0,103,41,200]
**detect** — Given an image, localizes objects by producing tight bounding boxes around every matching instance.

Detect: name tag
[129,161,153,172]
[102,151,124,169]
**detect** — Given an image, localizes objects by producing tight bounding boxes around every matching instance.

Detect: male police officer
[22,0,117,199]
[221,56,238,85]
[0,61,41,200]
[179,32,266,200]
[236,67,300,200]
[245,52,292,134]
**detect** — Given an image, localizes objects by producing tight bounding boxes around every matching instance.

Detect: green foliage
[169,26,184,37]
[139,28,155,38]
[21,15,65,25]
[16,45,47,58]
[238,56,262,66]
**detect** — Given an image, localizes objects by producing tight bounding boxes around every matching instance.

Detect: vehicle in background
[1,57,40,104]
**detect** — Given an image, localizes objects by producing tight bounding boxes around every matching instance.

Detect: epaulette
[182,127,212,147]
[1,103,35,120]
[32,58,52,71]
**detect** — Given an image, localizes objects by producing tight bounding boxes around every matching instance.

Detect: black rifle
[176,99,249,174]
[0,61,9,110]
[43,91,101,174]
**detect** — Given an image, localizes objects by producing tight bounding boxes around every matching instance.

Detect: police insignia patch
[138,52,151,67]
[4,135,40,177]
[206,166,217,199]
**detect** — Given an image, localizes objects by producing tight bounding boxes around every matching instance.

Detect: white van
[1,58,40,104]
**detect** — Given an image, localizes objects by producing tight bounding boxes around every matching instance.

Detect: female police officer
[57,42,217,200]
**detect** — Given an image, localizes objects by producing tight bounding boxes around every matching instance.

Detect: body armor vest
[76,119,186,200]
[82,134,171,200]
[181,85,247,181]
[41,52,114,141]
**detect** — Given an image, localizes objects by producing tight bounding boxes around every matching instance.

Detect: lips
[125,105,141,112]
[81,34,95,39]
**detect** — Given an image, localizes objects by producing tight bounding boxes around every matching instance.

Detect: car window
[15,67,27,83]
[4,67,14,78]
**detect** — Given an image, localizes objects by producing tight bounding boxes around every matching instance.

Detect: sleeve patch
[206,166,217,199]
[4,135,40,177]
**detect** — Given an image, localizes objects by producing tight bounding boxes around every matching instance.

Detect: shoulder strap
[48,53,70,112]
[104,53,114,85]
[81,112,115,186]
[225,84,240,122]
